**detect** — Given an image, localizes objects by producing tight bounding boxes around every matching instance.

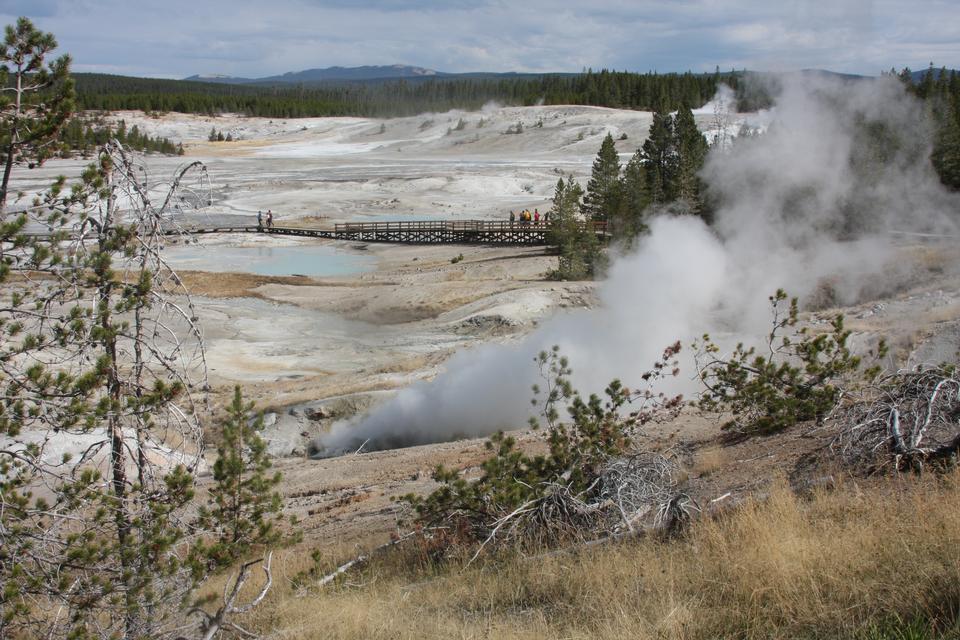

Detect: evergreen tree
[917,63,936,99]
[0,142,285,638]
[615,149,651,241]
[932,108,960,191]
[581,132,622,221]
[0,17,74,212]
[641,110,676,203]
[547,176,603,279]
[193,386,287,573]
[673,104,710,217]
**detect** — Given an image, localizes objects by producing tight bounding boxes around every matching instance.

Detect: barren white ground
[13,103,739,456]
[8,103,960,546]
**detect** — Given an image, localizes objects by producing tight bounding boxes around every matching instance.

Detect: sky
[3,0,959,79]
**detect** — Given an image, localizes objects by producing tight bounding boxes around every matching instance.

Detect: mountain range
[185,64,447,85]
[184,64,959,89]
[185,65,590,85]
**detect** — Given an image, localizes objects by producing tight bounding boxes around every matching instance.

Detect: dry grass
[691,446,726,477]
[175,270,316,299]
[231,473,960,639]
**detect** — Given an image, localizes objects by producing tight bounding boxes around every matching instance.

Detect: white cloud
[8,0,959,78]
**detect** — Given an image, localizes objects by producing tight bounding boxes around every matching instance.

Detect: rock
[305,406,332,421]
[287,407,300,417]
[262,412,278,427]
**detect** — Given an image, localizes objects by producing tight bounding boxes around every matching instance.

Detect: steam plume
[315,73,959,456]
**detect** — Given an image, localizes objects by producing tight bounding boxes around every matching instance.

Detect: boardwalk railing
[329,219,607,245]
[23,220,609,247]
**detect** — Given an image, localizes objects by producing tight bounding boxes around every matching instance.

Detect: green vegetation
[0,141,289,638]
[593,104,710,233]
[66,68,742,119]
[192,386,291,573]
[581,132,621,222]
[403,344,682,544]
[207,126,234,142]
[59,115,182,156]
[546,175,605,279]
[695,290,884,437]
[898,65,960,191]
[549,103,712,277]
[0,17,73,210]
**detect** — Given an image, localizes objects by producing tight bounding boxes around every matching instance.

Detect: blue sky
[3,0,958,78]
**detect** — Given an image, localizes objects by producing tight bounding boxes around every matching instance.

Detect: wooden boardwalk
[178,219,608,246]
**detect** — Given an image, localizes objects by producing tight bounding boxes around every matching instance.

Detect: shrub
[403,344,683,545]
[695,289,885,437]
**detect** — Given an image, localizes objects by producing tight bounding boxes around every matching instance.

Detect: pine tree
[673,104,710,217]
[641,110,676,203]
[933,107,960,191]
[615,149,650,241]
[194,386,286,573]
[581,132,622,221]
[0,17,74,212]
[918,62,936,99]
[547,176,603,279]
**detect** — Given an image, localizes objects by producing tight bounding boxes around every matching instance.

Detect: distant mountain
[184,65,446,85]
[796,68,868,81]
[264,64,442,83]
[186,65,879,88]
[182,73,254,84]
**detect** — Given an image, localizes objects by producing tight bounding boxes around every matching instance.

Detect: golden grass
[175,270,315,299]
[691,446,726,477]
[235,474,960,639]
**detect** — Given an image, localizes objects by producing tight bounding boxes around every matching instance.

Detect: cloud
[0,0,60,18]
[297,0,488,10]
[11,0,960,78]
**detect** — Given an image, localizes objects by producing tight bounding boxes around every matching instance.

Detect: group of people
[509,208,548,224]
[256,210,274,230]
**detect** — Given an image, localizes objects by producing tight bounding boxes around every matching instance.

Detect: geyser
[314,73,960,457]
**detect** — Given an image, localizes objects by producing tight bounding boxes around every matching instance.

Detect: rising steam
[315,73,960,457]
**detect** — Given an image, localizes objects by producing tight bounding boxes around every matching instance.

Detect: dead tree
[831,365,960,473]
[0,141,277,639]
[600,451,683,533]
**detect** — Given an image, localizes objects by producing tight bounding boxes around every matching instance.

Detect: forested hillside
[72,69,743,118]
[899,65,960,191]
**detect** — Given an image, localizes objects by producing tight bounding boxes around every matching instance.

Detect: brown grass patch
[691,446,726,477]
[176,270,316,299]
[234,473,960,639]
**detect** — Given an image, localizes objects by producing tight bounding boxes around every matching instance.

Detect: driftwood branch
[193,552,273,640]
[831,365,960,472]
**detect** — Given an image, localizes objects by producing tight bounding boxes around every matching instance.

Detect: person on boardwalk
[266,210,273,229]
[533,210,540,223]
[257,210,263,230]
[543,211,549,224]
[509,210,515,223]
